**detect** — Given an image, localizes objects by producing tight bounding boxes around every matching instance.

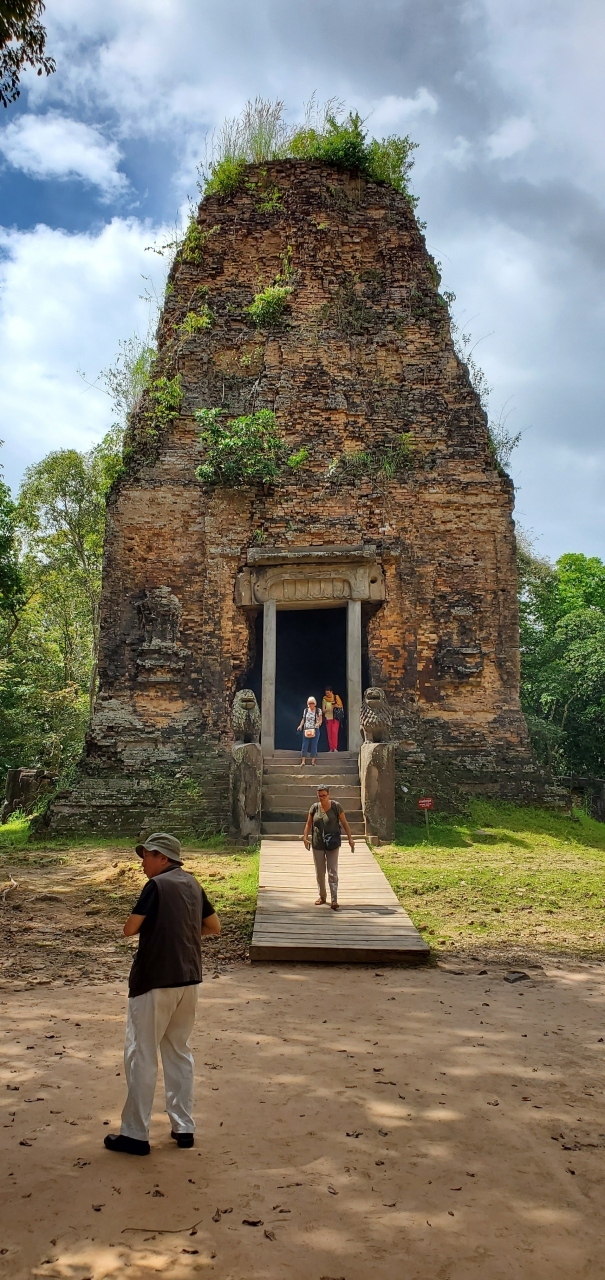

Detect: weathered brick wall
[49,159,544,835]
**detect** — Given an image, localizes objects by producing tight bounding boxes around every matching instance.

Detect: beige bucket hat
[135,832,183,863]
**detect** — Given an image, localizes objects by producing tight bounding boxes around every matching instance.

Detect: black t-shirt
[133,872,215,928]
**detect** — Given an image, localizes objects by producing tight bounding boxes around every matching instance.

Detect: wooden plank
[250,838,429,965]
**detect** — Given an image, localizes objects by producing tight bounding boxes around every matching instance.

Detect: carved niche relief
[434,596,484,680]
[133,586,189,682]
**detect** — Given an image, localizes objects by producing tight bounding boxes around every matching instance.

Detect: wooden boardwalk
[250,838,430,964]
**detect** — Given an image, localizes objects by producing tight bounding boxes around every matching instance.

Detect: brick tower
[50,159,543,835]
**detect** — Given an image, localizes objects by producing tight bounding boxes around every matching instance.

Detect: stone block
[231,743,263,843]
[360,742,395,841]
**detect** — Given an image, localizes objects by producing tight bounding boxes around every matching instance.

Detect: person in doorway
[104,832,220,1157]
[322,687,344,752]
[297,695,322,765]
[303,785,355,910]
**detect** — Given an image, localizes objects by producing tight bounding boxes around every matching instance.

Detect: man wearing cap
[104,832,220,1157]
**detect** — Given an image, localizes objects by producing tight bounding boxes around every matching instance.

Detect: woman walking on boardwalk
[297,696,322,766]
[303,784,355,910]
[322,687,344,752]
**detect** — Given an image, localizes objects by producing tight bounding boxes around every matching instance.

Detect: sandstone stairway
[261,750,365,838]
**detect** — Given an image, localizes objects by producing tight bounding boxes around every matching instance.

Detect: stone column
[347,599,362,752]
[261,598,276,755]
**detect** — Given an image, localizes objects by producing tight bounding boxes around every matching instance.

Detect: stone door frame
[260,597,362,756]
[235,544,385,758]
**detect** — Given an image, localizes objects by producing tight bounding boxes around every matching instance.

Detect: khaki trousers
[312,846,339,902]
[121,984,199,1142]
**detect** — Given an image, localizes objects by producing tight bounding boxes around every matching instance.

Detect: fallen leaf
[378,1129,389,1137]
[242,1218,263,1226]
[451,1187,462,1191]
[264,1229,276,1241]
[92,1204,104,1212]
[19,1139,32,1147]
[182,1248,199,1254]
[327,1185,338,1195]
[448,1210,455,1216]
[212,1209,221,1222]
[346,1131,363,1138]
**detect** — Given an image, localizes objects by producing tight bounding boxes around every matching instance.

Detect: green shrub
[195,408,308,488]
[204,157,246,198]
[286,446,309,470]
[181,220,220,264]
[328,435,414,483]
[198,98,417,206]
[246,284,292,328]
[146,375,183,437]
[291,111,368,171]
[178,305,215,335]
[195,408,287,487]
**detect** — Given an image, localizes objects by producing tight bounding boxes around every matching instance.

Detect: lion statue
[360,687,393,743]
[232,689,261,744]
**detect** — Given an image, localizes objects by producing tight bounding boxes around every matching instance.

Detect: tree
[16,441,118,716]
[0,441,23,618]
[0,0,55,108]
[519,545,605,776]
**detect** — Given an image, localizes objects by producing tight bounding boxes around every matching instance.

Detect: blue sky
[0,0,603,562]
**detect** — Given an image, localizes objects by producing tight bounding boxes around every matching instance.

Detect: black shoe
[171,1130,194,1148]
[104,1132,150,1156]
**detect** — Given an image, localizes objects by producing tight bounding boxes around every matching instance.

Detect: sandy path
[0,960,604,1279]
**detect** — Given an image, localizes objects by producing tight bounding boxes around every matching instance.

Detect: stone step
[264,761,359,774]
[263,808,365,823]
[263,789,361,807]
[260,820,366,837]
[270,750,358,760]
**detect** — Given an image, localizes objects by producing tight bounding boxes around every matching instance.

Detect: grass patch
[376,800,605,958]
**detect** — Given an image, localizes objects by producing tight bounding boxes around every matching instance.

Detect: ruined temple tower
[51,159,543,834]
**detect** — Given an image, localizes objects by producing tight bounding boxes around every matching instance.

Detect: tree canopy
[519,546,605,776]
[0,0,55,107]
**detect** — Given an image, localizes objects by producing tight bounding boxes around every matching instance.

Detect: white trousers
[120,984,199,1142]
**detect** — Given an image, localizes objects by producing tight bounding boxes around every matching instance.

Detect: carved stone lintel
[360,742,395,841]
[231,742,262,842]
[235,560,385,607]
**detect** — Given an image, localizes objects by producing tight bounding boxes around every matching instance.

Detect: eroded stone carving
[136,586,182,645]
[232,689,261,743]
[231,742,262,842]
[435,643,483,679]
[360,742,395,841]
[360,687,394,743]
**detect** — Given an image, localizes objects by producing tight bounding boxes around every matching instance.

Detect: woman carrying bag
[322,687,344,752]
[303,784,355,910]
[297,696,322,766]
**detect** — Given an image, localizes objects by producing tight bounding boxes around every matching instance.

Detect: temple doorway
[274,607,347,751]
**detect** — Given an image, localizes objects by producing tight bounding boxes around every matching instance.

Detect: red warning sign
[417,797,434,810]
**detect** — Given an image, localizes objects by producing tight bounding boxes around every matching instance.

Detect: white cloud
[487,116,537,161]
[0,218,168,493]
[445,135,473,169]
[0,113,127,198]
[366,89,438,133]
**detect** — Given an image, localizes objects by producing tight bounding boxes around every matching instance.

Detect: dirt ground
[1,957,605,1280]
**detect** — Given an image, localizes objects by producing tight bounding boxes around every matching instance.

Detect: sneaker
[171,1130,194,1148]
[104,1132,150,1156]
[330,901,340,910]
